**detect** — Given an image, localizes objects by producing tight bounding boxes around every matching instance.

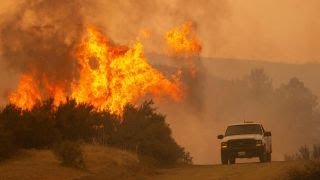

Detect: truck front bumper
[221,146,264,158]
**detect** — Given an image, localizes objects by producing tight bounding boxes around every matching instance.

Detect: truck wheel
[229,157,236,164]
[266,153,271,162]
[221,152,228,165]
[221,156,228,165]
[259,152,266,163]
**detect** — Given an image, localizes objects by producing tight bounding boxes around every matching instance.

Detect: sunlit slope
[0,145,148,180]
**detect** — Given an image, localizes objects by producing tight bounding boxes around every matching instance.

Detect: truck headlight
[256,140,263,146]
[221,142,228,148]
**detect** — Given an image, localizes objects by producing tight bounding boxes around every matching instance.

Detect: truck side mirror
[217,135,224,139]
[264,131,271,137]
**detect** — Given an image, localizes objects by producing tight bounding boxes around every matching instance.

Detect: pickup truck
[217,123,272,164]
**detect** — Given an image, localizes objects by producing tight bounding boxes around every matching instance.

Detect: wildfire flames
[9,74,42,110]
[165,22,202,78]
[9,25,189,115]
[165,22,201,56]
[71,26,182,114]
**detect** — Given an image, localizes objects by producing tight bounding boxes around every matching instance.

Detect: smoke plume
[0,0,86,92]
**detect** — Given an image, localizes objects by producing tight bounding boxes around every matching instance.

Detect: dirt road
[150,161,298,180]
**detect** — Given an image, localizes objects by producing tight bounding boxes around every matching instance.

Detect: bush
[53,141,85,168]
[286,161,320,180]
[284,154,296,161]
[0,130,17,160]
[55,100,95,142]
[0,105,21,160]
[110,101,191,166]
[313,144,320,160]
[0,99,190,167]
[299,145,310,160]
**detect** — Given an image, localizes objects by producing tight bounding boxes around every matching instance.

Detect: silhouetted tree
[55,99,95,142]
[245,68,273,99]
[276,77,318,124]
[16,99,60,148]
[111,101,187,166]
[0,105,21,159]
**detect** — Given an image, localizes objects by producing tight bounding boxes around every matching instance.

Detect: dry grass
[0,145,151,180]
[150,161,303,180]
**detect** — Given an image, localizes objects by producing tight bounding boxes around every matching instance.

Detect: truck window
[225,124,263,136]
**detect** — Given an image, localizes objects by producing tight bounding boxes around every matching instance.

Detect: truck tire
[221,156,228,165]
[259,151,267,163]
[266,153,271,162]
[229,157,236,164]
[221,152,228,165]
[259,146,267,163]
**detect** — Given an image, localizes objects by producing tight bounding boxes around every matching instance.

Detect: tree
[16,99,60,148]
[275,78,318,149]
[244,68,273,99]
[110,101,188,166]
[55,99,95,142]
[0,105,22,159]
[276,77,318,123]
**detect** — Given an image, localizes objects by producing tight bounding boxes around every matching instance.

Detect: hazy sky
[1,0,320,64]
[0,0,319,164]
[219,0,320,63]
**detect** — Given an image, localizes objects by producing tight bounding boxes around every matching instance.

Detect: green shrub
[53,141,85,168]
[286,161,320,180]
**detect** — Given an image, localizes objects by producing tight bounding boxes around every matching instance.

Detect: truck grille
[228,139,256,148]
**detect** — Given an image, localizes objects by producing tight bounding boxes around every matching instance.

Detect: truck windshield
[225,124,262,136]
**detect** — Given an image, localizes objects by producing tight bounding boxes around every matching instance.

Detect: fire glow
[165,22,201,56]
[165,22,202,78]
[9,23,200,115]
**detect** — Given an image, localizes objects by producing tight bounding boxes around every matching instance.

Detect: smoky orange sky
[0,0,320,164]
[1,0,320,63]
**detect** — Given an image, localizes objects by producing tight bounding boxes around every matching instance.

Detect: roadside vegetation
[0,99,192,168]
[284,144,320,180]
[284,144,320,161]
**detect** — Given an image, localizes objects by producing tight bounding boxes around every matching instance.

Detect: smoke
[0,0,86,91]
[90,0,320,64]
[0,0,230,164]
[1,0,318,165]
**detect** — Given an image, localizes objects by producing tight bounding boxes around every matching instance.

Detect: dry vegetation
[0,145,152,180]
[2,148,318,180]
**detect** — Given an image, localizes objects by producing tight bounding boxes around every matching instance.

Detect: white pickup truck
[217,123,272,164]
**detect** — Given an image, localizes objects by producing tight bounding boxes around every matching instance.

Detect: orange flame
[165,22,201,56]
[9,25,183,114]
[43,78,67,107]
[9,74,41,110]
[165,22,202,78]
[71,26,182,114]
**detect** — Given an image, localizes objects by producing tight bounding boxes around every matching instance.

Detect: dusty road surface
[150,161,298,180]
